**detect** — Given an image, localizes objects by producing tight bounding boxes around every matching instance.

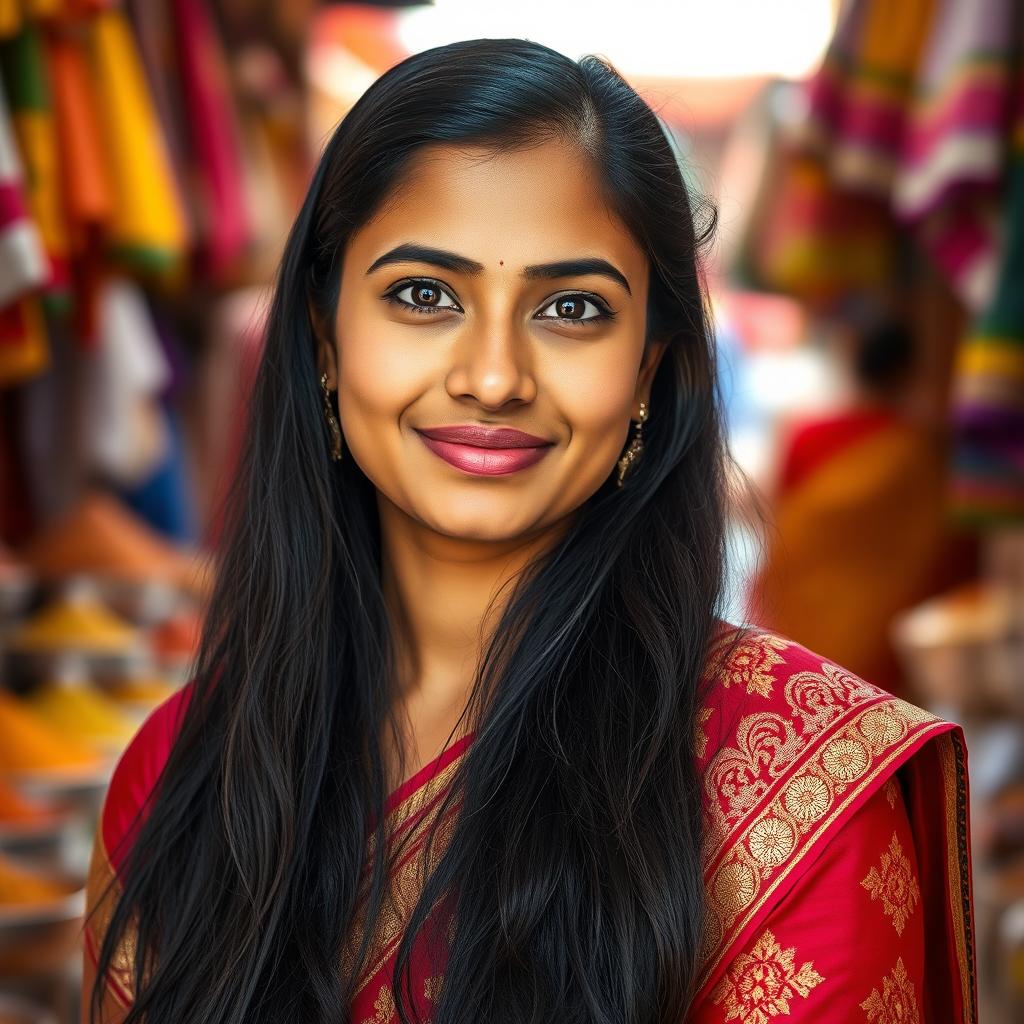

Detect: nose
[444,315,537,410]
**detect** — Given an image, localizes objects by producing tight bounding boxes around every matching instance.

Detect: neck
[376,493,569,720]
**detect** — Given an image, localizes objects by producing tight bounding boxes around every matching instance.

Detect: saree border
[344,742,474,1000]
[940,727,978,1021]
[695,687,958,996]
[83,829,137,1012]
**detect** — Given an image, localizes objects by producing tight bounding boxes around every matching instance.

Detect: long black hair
[89,38,741,1024]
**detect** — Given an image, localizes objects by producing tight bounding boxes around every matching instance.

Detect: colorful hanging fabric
[0,1,21,40]
[46,21,113,345]
[892,0,1018,313]
[86,278,171,485]
[949,124,1024,524]
[0,296,48,383]
[0,77,46,308]
[85,8,188,277]
[803,0,936,196]
[0,22,70,309]
[744,145,896,307]
[171,0,250,282]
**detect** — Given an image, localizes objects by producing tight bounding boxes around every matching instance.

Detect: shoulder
[696,619,949,772]
[100,681,194,876]
[692,622,975,1013]
[695,620,960,920]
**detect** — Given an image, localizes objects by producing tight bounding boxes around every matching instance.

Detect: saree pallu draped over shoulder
[84,623,977,1023]
[688,624,976,1023]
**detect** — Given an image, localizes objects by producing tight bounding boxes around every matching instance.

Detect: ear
[308,297,338,388]
[634,338,668,410]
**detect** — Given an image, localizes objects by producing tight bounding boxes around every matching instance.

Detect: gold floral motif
[784,662,882,735]
[890,699,936,725]
[361,982,395,1024]
[706,714,803,823]
[858,708,905,747]
[882,777,899,810]
[782,774,830,823]
[861,832,921,937]
[747,817,795,868]
[714,631,790,698]
[698,683,948,991]
[821,737,869,781]
[696,706,714,760]
[712,860,757,918]
[424,974,443,1002]
[710,928,825,1023]
[859,957,920,1022]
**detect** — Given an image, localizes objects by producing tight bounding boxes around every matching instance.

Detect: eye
[537,293,615,326]
[383,279,462,315]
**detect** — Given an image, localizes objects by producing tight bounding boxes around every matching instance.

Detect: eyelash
[382,278,617,326]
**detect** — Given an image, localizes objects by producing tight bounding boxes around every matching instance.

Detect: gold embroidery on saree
[709,928,824,1023]
[782,774,829,822]
[357,975,444,1024]
[860,832,921,936]
[704,630,789,698]
[343,746,470,1001]
[882,777,899,809]
[747,817,795,868]
[859,957,920,1023]
[700,703,949,987]
[360,982,396,1024]
[705,714,803,825]
[696,707,713,760]
[939,731,977,1019]
[84,832,140,1009]
[696,629,952,993]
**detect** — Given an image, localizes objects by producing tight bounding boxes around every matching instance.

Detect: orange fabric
[748,414,977,694]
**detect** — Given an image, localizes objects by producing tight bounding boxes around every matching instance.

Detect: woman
[82,39,977,1023]
[746,312,978,698]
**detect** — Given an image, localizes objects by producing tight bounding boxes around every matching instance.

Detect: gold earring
[320,373,343,462]
[616,400,648,487]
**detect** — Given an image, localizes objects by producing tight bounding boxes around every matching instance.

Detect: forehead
[351,139,647,279]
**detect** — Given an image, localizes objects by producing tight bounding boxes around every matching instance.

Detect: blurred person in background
[746,306,978,699]
[81,40,976,1024]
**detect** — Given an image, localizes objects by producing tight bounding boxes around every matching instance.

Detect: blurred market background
[0,1,1022,1021]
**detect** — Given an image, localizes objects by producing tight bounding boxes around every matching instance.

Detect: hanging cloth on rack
[0,22,70,308]
[170,0,251,283]
[949,119,1024,524]
[803,0,937,196]
[46,21,112,345]
[0,76,46,308]
[85,8,188,279]
[892,0,1017,313]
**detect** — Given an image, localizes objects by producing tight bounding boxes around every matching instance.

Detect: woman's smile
[414,424,555,476]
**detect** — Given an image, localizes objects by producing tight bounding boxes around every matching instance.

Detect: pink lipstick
[415,425,554,476]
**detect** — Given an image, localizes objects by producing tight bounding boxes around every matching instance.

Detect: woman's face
[320,139,665,543]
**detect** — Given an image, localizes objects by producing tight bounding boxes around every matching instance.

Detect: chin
[425,502,548,543]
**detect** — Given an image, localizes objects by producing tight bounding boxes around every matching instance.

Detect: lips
[416,425,551,448]
[414,424,554,476]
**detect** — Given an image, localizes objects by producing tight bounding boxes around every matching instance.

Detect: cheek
[334,295,430,425]
[545,346,638,449]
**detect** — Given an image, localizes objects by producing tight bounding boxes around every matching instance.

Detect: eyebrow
[365,243,632,295]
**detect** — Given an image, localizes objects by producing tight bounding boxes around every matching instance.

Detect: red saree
[84,621,977,1022]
